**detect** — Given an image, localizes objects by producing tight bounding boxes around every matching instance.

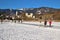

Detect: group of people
[44,19,52,27]
[39,16,52,27]
[0,16,23,23]
[8,16,23,23]
[12,18,22,23]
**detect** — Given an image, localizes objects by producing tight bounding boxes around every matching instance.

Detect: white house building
[25,13,33,18]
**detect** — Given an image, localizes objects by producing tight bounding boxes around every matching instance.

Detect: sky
[0,0,60,9]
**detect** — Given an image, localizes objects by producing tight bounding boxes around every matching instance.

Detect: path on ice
[0,21,60,40]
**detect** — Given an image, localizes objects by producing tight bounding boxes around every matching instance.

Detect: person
[18,18,22,23]
[1,19,3,23]
[20,18,22,23]
[0,17,4,24]
[49,19,52,27]
[18,16,22,23]
[44,19,47,26]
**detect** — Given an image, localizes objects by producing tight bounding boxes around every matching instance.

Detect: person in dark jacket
[44,19,47,26]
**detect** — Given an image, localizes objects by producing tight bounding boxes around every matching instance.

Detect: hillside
[0,7,60,20]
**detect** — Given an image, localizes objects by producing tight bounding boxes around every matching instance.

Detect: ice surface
[0,21,60,40]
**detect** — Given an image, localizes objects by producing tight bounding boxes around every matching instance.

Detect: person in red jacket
[49,19,52,27]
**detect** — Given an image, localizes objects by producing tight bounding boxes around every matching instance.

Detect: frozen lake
[0,21,60,40]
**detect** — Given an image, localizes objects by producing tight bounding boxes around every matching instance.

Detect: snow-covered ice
[0,21,60,40]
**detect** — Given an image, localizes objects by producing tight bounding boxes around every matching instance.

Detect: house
[25,13,33,18]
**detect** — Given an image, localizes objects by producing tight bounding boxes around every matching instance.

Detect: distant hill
[23,7,60,14]
[0,7,60,15]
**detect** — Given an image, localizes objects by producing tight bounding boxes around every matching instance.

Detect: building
[25,13,33,18]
